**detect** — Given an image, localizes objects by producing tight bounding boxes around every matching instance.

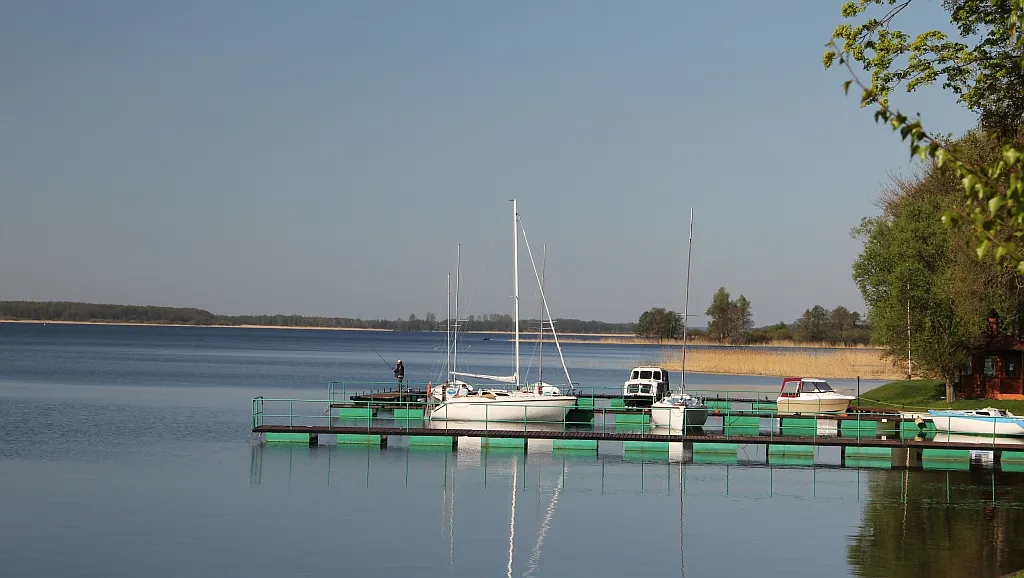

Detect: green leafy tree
[705,288,734,340]
[824,0,1024,271]
[635,307,683,340]
[828,306,861,344]
[705,287,754,342]
[734,295,754,335]
[849,132,1024,399]
[795,305,831,342]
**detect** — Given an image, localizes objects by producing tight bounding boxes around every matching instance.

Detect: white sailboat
[428,200,577,422]
[650,207,709,430]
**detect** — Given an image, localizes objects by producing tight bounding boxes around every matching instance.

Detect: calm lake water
[1,323,1022,577]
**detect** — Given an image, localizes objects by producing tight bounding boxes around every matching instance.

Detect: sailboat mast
[680,207,693,394]
[454,244,461,382]
[446,272,451,384]
[512,199,520,388]
[539,244,546,387]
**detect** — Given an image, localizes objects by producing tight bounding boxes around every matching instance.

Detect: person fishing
[393,359,405,391]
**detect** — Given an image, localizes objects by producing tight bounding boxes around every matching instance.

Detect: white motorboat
[928,408,1024,437]
[649,207,709,431]
[428,200,577,422]
[622,365,671,407]
[775,377,855,415]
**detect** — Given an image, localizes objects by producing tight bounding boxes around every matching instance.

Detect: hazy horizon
[0,1,977,326]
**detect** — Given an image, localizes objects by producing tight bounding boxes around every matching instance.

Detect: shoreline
[0,320,883,350]
[0,319,391,332]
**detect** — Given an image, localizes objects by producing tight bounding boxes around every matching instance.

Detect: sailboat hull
[649,404,709,429]
[429,395,577,422]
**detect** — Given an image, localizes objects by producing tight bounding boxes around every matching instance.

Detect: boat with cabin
[775,377,855,415]
[927,408,1024,437]
[622,365,671,407]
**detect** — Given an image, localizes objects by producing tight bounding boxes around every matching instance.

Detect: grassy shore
[657,347,904,380]
[853,379,1024,413]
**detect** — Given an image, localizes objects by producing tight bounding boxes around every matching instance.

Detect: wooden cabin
[957,310,1024,400]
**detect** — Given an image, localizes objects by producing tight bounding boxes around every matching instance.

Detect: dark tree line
[634,291,871,345]
[0,301,637,334]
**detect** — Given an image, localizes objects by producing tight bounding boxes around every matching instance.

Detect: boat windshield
[801,381,833,393]
[639,370,653,380]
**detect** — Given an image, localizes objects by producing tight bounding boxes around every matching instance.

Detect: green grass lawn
[854,379,1024,414]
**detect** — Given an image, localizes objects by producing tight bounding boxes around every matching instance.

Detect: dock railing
[254,392,1018,451]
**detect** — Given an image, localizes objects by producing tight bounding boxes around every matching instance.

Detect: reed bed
[584,336,879,348]
[657,347,904,380]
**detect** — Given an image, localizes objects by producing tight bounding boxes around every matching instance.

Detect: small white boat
[650,393,709,429]
[648,207,708,431]
[928,408,1024,437]
[775,377,855,415]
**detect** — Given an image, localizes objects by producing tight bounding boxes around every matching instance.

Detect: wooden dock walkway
[251,423,1022,453]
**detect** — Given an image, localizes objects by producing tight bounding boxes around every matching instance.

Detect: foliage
[794,305,831,342]
[634,307,683,340]
[850,130,1024,391]
[825,0,1024,270]
[704,287,754,342]
[742,313,872,345]
[744,322,795,344]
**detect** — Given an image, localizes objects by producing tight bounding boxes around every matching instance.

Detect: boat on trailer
[427,199,577,422]
[928,408,1024,437]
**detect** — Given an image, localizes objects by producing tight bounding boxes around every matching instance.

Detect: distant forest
[0,301,638,334]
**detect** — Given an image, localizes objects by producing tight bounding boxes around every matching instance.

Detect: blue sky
[0,1,977,325]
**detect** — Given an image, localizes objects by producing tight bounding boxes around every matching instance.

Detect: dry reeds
[584,336,879,348]
[658,347,904,380]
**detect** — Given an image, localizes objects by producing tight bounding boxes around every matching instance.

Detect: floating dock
[253,384,1024,471]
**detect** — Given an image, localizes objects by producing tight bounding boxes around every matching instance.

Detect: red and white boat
[775,377,855,415]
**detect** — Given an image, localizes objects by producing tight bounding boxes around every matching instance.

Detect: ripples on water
[1,323,1023,577]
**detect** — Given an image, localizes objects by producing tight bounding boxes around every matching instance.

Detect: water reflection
[250,444,1024,577]
[846,469,1024,577]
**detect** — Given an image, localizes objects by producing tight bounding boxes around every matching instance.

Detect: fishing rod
[372,348,395,371]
